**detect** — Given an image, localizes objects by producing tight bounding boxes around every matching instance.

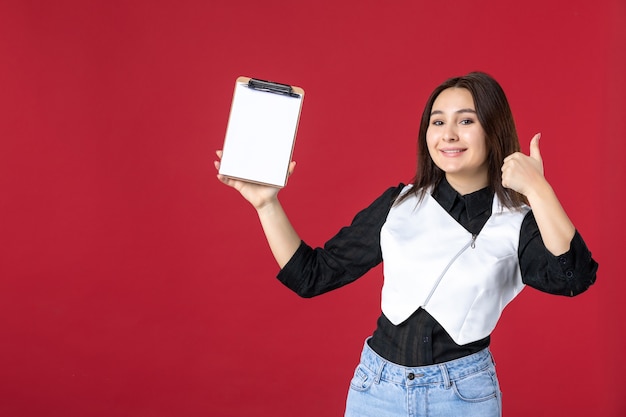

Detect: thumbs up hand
[501,133,546,198]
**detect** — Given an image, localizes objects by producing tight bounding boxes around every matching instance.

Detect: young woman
[214,72,598,417]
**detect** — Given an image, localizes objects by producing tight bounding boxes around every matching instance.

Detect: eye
[460,118,474,125]
[431,120,444,126]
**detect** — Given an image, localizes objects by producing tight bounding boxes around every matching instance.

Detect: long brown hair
[397,71,527,209]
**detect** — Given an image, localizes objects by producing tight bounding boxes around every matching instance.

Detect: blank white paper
[219,82,303,187]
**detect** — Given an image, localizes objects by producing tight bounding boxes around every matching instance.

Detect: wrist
[255,196,281,214]
[524,179,555,205]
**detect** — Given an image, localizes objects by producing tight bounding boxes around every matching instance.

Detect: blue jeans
[345,339,502,417]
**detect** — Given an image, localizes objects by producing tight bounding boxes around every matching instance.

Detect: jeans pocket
[349,365,375,392]
[452,368,499,403]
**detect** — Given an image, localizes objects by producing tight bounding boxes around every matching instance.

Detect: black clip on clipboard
[246,78,302,98]
[218,76,305,187]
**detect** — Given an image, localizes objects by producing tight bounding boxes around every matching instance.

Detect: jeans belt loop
[438,364,452,389]
[374,359,385,385]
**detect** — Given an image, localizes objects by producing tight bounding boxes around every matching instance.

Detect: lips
[440,148,466,155]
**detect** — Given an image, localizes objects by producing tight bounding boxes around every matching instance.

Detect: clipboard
[218,76,305,187]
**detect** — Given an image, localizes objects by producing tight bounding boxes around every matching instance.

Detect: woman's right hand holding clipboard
[214,150,296,210]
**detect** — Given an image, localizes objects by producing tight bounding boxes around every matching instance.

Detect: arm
[504,134,597,295]
[278,185,403,297]
[216,149,403,297]
[501,134,574,255]
[214,150,300,268]
[518,213,597,296]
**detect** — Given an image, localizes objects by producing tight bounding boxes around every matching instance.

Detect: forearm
[256,198,301,268]
[525,181,575,256]
[520,220,598,297]
[277,185,402,297]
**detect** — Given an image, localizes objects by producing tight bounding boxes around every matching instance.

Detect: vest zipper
[422,234,476,308]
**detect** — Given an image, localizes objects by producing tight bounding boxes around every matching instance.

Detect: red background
[1,1,624,416]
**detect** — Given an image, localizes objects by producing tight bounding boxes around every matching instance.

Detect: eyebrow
[430,108,477,116]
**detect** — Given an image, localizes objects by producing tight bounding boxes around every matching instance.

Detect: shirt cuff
[276,240,310,293]
[546,230,597,290]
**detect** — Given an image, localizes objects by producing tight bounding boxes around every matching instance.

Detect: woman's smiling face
[426,87,489,194]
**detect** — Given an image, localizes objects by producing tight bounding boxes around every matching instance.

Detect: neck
[445,174,488,196]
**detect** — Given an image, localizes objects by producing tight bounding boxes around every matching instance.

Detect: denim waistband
[358,337,494,386]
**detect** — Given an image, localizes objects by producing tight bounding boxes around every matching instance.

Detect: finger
[217,174,240,189]
[215,150,223,173]
[287,160,296,176]
[501,173,509,189]
[503,151,520,164]
[529,133,542,161]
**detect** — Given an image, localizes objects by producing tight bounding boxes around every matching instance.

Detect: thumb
[287,160,296,176]
[529,133,542,161]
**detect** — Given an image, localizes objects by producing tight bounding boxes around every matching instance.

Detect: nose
[442,125,458,142]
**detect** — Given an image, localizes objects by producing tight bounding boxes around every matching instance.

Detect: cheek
[425,132,437,154]
[426,142,438,161]
[477,138,489,161]
[464,132,488,159]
